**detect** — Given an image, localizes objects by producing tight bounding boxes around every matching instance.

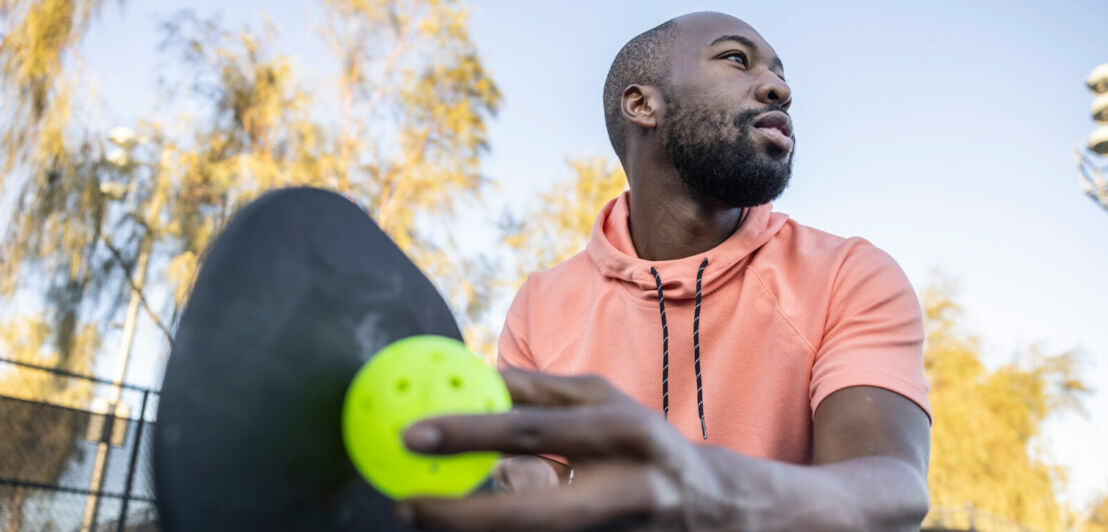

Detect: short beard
[659,94,795,209]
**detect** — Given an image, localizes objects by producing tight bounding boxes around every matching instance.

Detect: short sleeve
[810,241,931,422]
[497,276,539,371]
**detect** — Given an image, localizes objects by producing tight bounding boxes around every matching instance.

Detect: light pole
[80,127,152,532]
[1076,63,1108,213]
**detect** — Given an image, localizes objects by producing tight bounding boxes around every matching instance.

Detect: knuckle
[601,409,659,457]
[577,374,616,400]
[640,416,672,458]
[507,415,544,452]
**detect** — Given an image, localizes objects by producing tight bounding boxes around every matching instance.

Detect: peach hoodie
[498,191,930,464]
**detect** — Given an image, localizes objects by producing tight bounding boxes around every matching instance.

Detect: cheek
[692,93,752,127]
[698,73,756,104]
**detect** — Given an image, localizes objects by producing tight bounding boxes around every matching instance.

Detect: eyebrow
[708,34,785,73]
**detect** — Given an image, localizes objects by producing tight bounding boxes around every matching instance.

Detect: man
[397,11,931,531]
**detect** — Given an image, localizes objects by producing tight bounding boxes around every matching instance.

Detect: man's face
[657,14,795,209]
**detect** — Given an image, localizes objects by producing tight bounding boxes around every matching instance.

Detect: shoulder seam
[747,268,819,357]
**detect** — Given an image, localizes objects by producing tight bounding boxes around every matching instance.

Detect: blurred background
[1,0,1106,530]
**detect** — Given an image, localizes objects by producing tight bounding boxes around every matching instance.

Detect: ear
[621,84,665,130]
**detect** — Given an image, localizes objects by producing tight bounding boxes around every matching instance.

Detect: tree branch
[95,229,175,347]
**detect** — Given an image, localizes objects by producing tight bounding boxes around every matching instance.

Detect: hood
[586,190,789,300]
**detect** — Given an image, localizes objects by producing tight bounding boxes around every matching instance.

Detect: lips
[752,111,794,154]
[753,111,792,137]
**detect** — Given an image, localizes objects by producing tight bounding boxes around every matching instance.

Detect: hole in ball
[431,351,445,362]
[429,461,439,473]
[361,397,373,410]
[396,378,409,393]
[485,399,496,412]
[449,375,463,389]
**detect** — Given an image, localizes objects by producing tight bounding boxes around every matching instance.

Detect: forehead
[672,13,777,60]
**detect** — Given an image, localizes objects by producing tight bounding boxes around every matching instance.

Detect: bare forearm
[691,447,929,531]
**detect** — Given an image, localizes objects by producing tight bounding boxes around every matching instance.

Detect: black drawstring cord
[649,267,670,420]
[651,258,710,439]
[694,257,708,439]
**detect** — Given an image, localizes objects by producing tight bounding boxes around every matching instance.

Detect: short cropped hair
[602,20,678,161]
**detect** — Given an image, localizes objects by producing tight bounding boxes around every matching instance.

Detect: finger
[398,463,667,532]
[404,407,663,460]
[500,369,626,407]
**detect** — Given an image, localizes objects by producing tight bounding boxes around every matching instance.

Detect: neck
[626,165,744,261]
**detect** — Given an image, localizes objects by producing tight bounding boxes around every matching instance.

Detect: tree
[922,277,1091,531]
[149,0,502,339]
[0,0,105,185]
[1,1,116,524]
[2,0,503,347]
[0,0,116,353]
[2,0,501,354]
[1083,490,1108,531]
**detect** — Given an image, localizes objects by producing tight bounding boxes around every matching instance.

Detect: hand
[396,369,726,531]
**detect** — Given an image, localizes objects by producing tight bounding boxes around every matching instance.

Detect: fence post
[117,389,149,532]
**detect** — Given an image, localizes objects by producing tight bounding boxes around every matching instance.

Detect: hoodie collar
[586,190,789,300]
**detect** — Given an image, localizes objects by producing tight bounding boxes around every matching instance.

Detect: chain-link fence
[0,357,159,531]
[923,505,1041,532]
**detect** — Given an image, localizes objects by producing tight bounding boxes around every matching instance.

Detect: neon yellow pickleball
[341,335,512,499]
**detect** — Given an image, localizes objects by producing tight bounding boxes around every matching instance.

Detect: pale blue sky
[75,0,1108,507]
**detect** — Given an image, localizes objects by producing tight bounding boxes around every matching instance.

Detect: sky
[68,0,1108,507]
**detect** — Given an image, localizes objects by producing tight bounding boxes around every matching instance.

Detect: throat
[628,197,744,261]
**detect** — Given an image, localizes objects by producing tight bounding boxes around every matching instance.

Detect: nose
[756,73,792,110]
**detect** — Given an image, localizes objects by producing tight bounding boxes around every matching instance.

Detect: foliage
[0,0,104,181]
[1,0,502,358]
[500,156,626,287]
[1083,490,1108,531]
[922,277,1091,531]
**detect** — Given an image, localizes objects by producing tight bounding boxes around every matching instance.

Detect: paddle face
[154,187,462,531]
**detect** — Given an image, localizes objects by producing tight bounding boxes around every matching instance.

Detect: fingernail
[394,502,416,525]
[404,423,441,451]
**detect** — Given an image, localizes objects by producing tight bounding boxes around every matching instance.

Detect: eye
[723,52,748,67]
